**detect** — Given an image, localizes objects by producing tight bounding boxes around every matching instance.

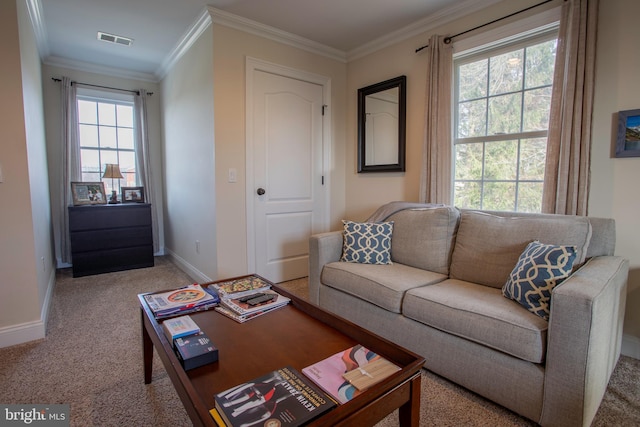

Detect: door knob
[257,188,266,195]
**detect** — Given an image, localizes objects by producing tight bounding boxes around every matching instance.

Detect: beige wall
[211,22,347,279]
[345,0,640,356]
[0,0,53,342]
[161,25,217,281]
[590,0,640,356]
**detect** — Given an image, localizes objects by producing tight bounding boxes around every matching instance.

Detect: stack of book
[143,283,219,319]
[208,276,290,323]
[162,315,218,370]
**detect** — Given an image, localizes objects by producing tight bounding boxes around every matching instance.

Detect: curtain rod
[51,78,153,96]
[415,0,560,53]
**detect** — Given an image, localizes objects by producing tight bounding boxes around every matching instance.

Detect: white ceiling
[35,0,501,80]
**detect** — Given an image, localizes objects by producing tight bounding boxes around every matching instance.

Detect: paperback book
[144,283,219,319]
[301,345,399,404]
[220,290,290,317]
[214,366,335,427]
[162,315,200,343]
[208,275,272,300]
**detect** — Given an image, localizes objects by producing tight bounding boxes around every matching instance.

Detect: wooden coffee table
[139,276,425,426]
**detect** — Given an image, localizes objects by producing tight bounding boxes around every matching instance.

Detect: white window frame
[451,7,561,211]
[76,87,137,195]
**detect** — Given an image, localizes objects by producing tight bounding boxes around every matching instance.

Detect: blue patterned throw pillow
[502,241,577,320]
[341,220,394,265]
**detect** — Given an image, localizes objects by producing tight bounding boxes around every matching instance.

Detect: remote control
[246,294,276,306]
[237,293,265,303]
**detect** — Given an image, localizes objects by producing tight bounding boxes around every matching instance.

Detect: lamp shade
[102,164,124,179]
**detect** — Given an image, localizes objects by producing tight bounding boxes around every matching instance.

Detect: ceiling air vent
[97,31,133,47]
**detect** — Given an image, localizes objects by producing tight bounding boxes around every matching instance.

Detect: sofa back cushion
[387,206,460,275]
[450,211,592,289]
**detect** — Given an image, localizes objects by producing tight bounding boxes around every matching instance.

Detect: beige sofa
[309,204,628,427]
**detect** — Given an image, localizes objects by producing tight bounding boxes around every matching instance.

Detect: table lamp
[102,163,124,204]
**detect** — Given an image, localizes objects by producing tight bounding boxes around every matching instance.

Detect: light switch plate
[228,168,237,183]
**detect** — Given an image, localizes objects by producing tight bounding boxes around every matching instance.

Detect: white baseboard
[0,267,56,349]
[621,334,640,360]
[165,248,212,284]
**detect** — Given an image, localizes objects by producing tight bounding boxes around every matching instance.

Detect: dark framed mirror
[357,75,406,173]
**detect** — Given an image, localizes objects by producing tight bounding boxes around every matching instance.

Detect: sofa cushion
[403,279,549,363]
[503,241,577,320]
[387,206,459,275]
[450,211,591,289]
[321,261,447,313]
[341,220,393,265]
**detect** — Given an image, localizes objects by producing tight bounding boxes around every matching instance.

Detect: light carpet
[0,257,638,426]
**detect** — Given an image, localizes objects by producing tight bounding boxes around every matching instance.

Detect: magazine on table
[143,283,219,318]
[208,275,272,300]
[302,344,400,404]
[220,290,290,316]
[214,366,335,427]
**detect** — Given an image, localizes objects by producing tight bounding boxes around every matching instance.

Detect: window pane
[119,151,136,173]
[488,93,522,134]
[454,181,482,209]
[517,182,543,212]
[80,149,100,173]
[525,39,557,89]
[118,128,134,149]
[458,59,487,101]
[98,102,116,126]
[484,140,517,180]
[101,151,118,166]
[458,99,487,137]
[483,182,516,211]
[489,49,524,96]
[79,124,98,147]
[99,126,117,149]
[523,87,552,131]
[78,100,97,124]
[117,104,133,127]
[81,172,101,182]
[455,143,483,180]
[519,138,547,180]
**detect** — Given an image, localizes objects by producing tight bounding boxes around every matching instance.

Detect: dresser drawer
[70,226,152,252]
[71,246,154,277]
[69,204,151,231]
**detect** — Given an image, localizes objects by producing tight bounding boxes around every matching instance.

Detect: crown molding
[155,7,213,80]
[207,6,347,63]
[25,0,50,59]
[44,55,158,83]
[347,0,504,61]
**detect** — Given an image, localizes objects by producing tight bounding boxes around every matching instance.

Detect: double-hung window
[77,91,137,196]
[453,29,558,212]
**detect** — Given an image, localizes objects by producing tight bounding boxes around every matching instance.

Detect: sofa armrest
[541,256,628,427]
[308,231,343,304]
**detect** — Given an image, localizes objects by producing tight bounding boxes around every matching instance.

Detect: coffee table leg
[398,372,421,427]
[142,309,153,384]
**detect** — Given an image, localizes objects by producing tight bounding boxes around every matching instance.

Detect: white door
[247,59,328,283]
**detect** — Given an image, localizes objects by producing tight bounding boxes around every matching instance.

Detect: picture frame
[615,109,640,158]
[122,186,145,203]
[71,182,107,206]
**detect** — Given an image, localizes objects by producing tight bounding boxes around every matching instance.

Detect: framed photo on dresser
[71,182,107,206]
[122,186,145,203]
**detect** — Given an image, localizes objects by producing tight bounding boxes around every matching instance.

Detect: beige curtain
[542,0,598,215]
[419,35,453,204]
[134,89,160,253]
[59,77,81,264]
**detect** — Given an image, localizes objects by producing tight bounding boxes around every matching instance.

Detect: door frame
[245,57,332,276]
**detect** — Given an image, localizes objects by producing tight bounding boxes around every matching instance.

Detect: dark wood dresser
[69,203,154,277]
